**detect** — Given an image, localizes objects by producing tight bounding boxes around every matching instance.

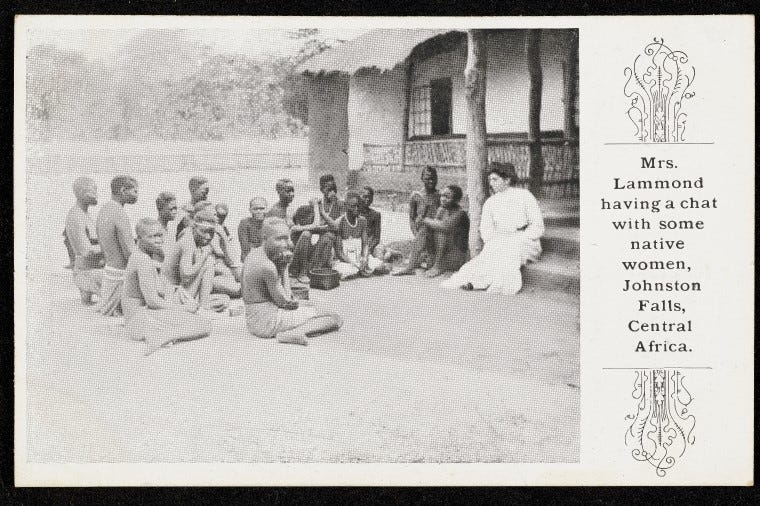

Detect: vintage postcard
[13,15,754,485]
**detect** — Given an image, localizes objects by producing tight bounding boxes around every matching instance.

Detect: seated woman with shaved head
[392,166,441,275]
[123,218,211,355]
[332,191,385,279]
[65,176,105,305]
[96,175,139,316]
[208,202,242,298]
[242,217,343,345]
[239,197,268,263]
[162,208,230,313]
[419,184,470,278]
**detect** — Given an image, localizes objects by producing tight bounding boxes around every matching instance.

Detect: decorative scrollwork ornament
[624,38,695,142]
[624,369,696,476]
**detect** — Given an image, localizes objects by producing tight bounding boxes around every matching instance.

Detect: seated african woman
[175,200,240,299]
[289,174,344,283]
[392,166,441,275]
[238,197,268,263]
[65,176,105,305]
[332,191,384,279]
[96,175,140,316]
[419,184,470,278]
[441,162,544,295]
[242,217,342,345]
[357,185,397,273]
[123,218,211,355]
[162,208,230,312]
[209,202,242,298]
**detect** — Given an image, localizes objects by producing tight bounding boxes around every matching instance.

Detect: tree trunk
[464,30,488,257]
[563,30,579,141]
[526,30,544,196]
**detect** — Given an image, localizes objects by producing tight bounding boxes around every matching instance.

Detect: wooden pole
[464,29,488,257]
[400,61,414,173]
[563,30,579,141]
[526,30,544,196]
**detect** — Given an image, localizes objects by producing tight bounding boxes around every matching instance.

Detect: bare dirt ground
[21,140,579,463]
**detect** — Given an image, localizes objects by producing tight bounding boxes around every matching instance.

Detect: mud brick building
[299,29,580,294]
[298,29,579,202]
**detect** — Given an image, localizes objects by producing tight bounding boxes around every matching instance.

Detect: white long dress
[440,187,545,295]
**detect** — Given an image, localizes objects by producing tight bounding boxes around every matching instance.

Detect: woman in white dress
[440,162,544,295]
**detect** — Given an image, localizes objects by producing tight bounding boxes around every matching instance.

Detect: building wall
[346,67,407,174]
[306,29,575,194]
[409,29,568,134]
[307,74,350,189]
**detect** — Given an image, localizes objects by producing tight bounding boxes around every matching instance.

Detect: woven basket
[309,268,340,290]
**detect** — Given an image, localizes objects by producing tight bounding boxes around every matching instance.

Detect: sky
[27,27,372,60]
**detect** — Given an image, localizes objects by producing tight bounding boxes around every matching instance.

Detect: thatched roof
[299,29,463,75]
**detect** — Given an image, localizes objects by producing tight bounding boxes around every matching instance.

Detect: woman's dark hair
[445,184,463,204]
[319,174,336,190]
[420,166,438,183]
[487,162,518,184]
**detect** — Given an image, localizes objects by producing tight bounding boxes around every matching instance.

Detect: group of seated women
[63,161,543,354]
[395,162,545,296]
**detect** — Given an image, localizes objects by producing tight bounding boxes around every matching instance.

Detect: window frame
[408,84,431,138]
[407,77,456,141]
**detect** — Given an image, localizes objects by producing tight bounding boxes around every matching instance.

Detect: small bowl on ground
[309,268,340,290]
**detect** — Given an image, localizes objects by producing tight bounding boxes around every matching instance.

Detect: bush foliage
[26,29,332,141]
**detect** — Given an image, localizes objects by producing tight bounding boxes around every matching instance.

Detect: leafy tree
[25,28,339,141]
[107,29,211,139]
[26,45,92,136]
[278,29,341,126]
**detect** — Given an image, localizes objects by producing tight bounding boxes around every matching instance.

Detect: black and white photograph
[20,24,580,465]
[15,14,754,487]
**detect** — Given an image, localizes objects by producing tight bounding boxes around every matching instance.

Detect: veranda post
[464,29,488,257]
[526,29,544,197]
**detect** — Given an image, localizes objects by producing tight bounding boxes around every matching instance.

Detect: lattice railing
[362,143,402,168]
[362,138,578,197]
[405,139,466,168]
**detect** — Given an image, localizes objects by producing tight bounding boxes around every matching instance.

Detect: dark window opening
[430,78,452,136]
